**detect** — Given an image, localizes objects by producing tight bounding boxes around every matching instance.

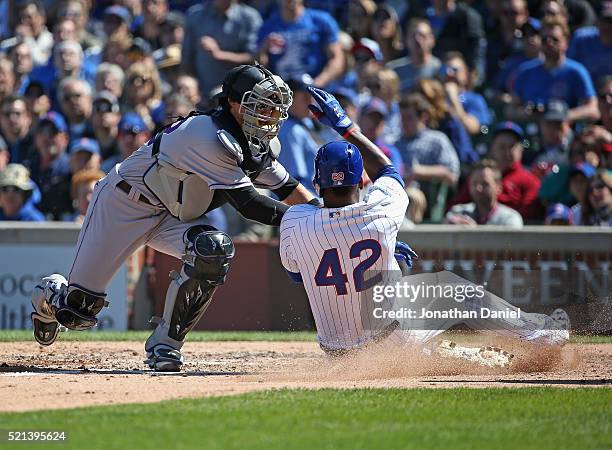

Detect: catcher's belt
[319,320,400,357]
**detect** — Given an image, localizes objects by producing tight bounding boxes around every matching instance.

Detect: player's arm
[255,159,319,205]
[219,186,289,226]
[307,86,400,184]
[280,183,316,205]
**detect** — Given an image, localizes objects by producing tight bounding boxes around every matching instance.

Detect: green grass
[1,329,610,343]
[0,329,316,342]
[0,388,610,450]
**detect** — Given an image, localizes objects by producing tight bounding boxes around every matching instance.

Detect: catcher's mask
[221,64,292,157]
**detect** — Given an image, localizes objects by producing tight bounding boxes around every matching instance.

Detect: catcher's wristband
[341,126,358,139]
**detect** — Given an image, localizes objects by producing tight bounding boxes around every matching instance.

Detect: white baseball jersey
[68,112,290,295]
[279,171,409,350]
[119,113,290,202]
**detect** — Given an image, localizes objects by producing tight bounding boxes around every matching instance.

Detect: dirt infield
[0,339,610,412]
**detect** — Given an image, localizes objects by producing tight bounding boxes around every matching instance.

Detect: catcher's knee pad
[146,226,235,352]
[55,284,109,331]
[182,225,235,284]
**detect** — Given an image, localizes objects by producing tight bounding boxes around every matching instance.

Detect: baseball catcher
[31,64,316,371]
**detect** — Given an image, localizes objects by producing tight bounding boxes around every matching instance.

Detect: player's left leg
[31,173,160,345]
[405,271,570,347]
[144,220,234,371]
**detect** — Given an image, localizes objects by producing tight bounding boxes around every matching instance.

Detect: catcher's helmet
[313,140,363,194]
[220,64,292,155]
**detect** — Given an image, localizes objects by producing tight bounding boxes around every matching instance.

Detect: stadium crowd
[0,0,610,231]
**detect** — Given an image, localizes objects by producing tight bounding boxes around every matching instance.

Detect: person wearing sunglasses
[0,163,44,221]
[124,62,164,131]
[57,76,94,141]
[573,170,612,226]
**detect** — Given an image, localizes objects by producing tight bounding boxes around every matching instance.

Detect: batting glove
[394,241,418,269]
[307,86,355,137]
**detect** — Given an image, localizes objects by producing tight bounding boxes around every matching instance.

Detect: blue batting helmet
[313,141,363,193]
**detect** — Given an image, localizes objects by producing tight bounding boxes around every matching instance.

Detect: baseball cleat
[144,345,184,372]
[526,308,570,346]
[437,340,514,368]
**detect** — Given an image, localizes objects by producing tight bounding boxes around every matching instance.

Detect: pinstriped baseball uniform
[69,113,290,296]
[280,173,409,351]
[280,170,553,352]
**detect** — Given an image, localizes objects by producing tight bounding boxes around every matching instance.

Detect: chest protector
[143,109,278,222]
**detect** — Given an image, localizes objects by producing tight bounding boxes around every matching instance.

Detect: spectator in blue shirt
[441,51,491,136]
[0,163,44,221]
[508,17,599,123]
[495,18,542,94]
[277,75,318,194]
[257,0,344,87]
[567,1,612,86]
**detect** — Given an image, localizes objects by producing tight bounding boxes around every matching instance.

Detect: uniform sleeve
[279,215,300,275]
[193,145,251,189]
[252,158,290,190]
[367,174,409,230]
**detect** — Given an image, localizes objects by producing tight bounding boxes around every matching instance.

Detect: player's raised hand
[394,241,418,274]
[307,86,354,137]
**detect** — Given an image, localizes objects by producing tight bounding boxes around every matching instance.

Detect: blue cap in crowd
[104,5,131,24]
[493,121,524,140]
[545,203,573,225]
[38,111,68,133]
[119,113,148,134]
[69,138,101,155]
[361,97,388,118]
[570,162,596,179]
